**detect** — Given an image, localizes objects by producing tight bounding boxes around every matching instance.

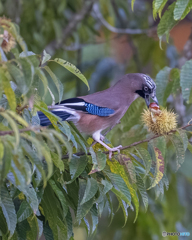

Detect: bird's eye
[144,86,148,91]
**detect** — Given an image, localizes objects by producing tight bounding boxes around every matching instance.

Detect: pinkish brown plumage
[38,73,158,158]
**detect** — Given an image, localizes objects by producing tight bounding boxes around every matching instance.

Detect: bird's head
[134,74,158,108]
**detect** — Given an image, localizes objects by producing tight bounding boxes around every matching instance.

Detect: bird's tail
[38,110,71,126]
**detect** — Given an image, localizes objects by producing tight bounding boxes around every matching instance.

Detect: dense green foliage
[0,1,192,239]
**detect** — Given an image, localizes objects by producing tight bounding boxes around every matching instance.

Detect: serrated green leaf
[0,206,8,235]
[121,98,145,132]
[27,215,39,240]
[17,201,33,223]
[66,210,73,239]
[89,151,106,174]
[163,80,175,106]
[0,138,4,166]
[76,179,94,221]
[106,192,114,226]
[180,59,192,102]
[0,112,19,149]
[135,147,152,176]
[8,163,25,190]
[170,68,180,95]
[16,220,29,240]
[187,142,192,154]
[6,62,28,94]
[106,159,139,222]
[40,142,53,180]
[148,147,164,189]
[19,51,36,58]
[0,186,17,237]
[36,68,48,100]
[42,50,51,65]
[49,129,72,160]
[151,136,166,158]
[169,134,185,170]
[117,197,128,227]
[136,174,148,211]
[67,155,88,184]
[51,152,64,172]
[105,172,131,205]
[82,217,90,236]
[101,179,113,194]
[155,66,171,106]
[0,69,16,111]
[1,140,12,180]
[6,110,28,127]
[43,222,54,240]
[154,178,164,199]
[38,130,61,160]
[49,179,68,216]
[52,58,89,90]
[44,66,63,103]
[153,0,168,18]
[177,129,188,151]
[119,154,136,184]
[41,183,67,240]
[180,0,192,19]
[24,185,39,214]
[162,174,169,191]
[174,0,190,20]
[20,133,42,158]
[89,147,97,165]
[56,215,67,239]
[81,178,98,205]
[37,219,43,239]
[58,121,71,141]
[157,3,178,41]
[9,231,18,240]
[111,187,130,206]
[11,58,34,96]
[90,204,98,234]
[187,142,192,156]
[20,137,46,186]
[131,0,136,10]
[69,121,88,152]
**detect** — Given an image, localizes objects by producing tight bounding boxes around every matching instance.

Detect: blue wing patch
[84,103,115,116]
[55,97,115,117]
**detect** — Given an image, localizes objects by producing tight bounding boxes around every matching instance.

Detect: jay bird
[38,73,158,157]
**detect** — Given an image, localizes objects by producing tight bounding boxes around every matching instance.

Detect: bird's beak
[151,94,159,105]
[145,95,150,108]
[145,93,159,108]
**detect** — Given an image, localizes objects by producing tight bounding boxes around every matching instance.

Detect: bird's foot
[108,145,122,159]
[100,134,105,141]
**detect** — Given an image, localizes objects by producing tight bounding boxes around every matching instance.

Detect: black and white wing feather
[38,98,115,126]
[54,98,115,117]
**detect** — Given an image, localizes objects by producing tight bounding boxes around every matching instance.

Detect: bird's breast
[74,106,128,135]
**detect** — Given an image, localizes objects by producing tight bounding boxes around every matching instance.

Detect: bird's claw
[100,134,105,141]
[108,145,122,159]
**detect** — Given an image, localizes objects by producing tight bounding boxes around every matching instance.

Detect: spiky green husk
[142,109,177,135]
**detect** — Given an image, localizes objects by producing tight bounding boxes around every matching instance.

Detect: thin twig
[93,3,156,35]
[0,126,44,136]
[45,0,96,53]
[62,123,192,159]
[16,105,28,112]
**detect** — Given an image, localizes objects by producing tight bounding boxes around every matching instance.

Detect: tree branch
[93,3,156,35]
[62,123,192,159]
[45,0,96,53]
[0,126,44,136]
